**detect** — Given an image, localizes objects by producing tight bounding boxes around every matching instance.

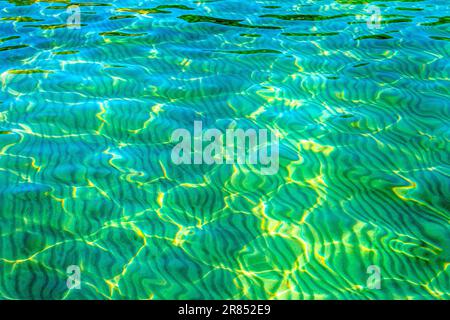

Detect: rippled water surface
[0,0,449,299]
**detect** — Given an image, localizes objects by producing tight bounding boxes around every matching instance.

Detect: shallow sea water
[0,0,449,299]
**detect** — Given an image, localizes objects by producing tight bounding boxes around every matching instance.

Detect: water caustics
[0,0,449,299]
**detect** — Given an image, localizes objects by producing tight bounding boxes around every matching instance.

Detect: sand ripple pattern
[0,0,449,299]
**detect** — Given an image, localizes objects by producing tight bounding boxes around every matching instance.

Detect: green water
[0,0,449,299]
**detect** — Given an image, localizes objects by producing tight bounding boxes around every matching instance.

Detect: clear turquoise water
[0,0,449,299]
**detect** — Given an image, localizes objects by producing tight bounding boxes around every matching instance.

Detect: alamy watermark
[366,5,382,30]
[66,5,81,29]
[366,265,381,290]
[66,265,81,290]
[171,121,279,175]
